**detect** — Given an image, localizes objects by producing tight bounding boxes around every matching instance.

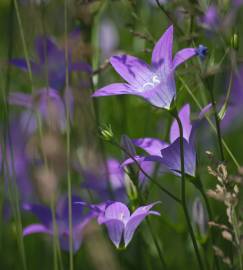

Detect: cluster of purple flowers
[3,15,242,260]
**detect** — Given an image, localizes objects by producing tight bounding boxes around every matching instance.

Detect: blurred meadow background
[1,0,243,269]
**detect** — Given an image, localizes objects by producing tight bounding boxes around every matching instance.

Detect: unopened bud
[99,124,114,141]
[231,33,239,51]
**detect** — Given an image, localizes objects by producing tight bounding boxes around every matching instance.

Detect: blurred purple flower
[124,104,197,178]
[221,67,243,131]
[10,36,91,90]
[93,25,197,109]
[8,88,73,133]
[93,201,160,248]
[200,5,220,30]
[99,19,119,60]
[23,196,95,252]
[0,118,34,201]
[234,0,243,6]
[198,5,238,34]
[81,159,126,201]
[192,197,208,235]
[199,66,243,132]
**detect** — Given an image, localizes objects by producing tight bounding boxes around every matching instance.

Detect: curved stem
[64,0,74,269]
[174,112,204,270]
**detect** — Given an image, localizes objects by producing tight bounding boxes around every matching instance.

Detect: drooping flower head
[23,196,95,252]
[77,201,160,248]
[123,104,197,180]
[93,25,197,109]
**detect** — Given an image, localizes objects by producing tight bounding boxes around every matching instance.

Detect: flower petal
[130,202,161,217]
[103,202,130,223]
[10,59,40,73]
[124,207,160,247]
[172,48,196,69]
[161,138,196,177]
[23,203,52,227]
[8,92,33,108]
[35,36,59,64]
[133,138,168,156]
[104,219,124,248]
[23,224,51,236]
[92,83,134,97]
[170,104,192,143]
[151,25,173,72]
[71,61,92,73]
[110,55,154,88]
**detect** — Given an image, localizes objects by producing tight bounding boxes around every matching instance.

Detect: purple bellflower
[23,196,95,252]
[123,104,196,179]
[10,36,91,90]
[93,25,197,109]
[100,202,160,248]
[8,88,73,133]
[78,201,160,248]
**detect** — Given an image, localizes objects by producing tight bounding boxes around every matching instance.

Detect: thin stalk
[155,0,184,35]
[174,112,204,270]
[64,1,73,270]
[1,2,27,268]
[206,80,225,161]
[146,218,167,269]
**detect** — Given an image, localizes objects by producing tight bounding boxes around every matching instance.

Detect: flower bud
[99,124,114,141]
[231,33,239,51]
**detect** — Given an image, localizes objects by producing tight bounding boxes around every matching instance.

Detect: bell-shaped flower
[93,25,197,109]
[98,202,160,248]
[23,196,95,252]
[124,104,197,179]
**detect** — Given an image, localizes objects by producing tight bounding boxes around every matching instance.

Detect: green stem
[173,112,204,270]
[206,80,225,161]
[64,1,73,270]
[146,218,167,269]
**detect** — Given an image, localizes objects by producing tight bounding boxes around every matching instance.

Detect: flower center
[142,75,160,91]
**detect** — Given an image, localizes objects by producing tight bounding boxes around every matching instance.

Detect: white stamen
[142,75,160,91]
